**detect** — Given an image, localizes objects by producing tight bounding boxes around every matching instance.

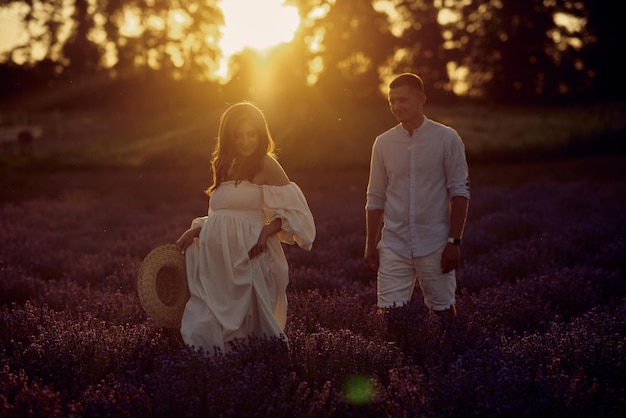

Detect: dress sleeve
[190,215,208,230]
[262,182,316,250]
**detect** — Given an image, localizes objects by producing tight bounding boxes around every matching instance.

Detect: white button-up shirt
[366,116,470,258]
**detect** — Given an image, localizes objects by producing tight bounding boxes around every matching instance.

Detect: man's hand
[441,243,461,274]
[364,246,380,272]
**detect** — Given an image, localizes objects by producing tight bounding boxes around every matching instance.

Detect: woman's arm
[175,226,202,254]
[248,218,283,258]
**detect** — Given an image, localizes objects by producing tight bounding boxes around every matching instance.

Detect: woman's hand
[248,233,268,259]
[175,227,201,254]
[248,218,282,259]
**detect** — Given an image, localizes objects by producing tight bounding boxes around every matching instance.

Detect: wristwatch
[447,237,462,246]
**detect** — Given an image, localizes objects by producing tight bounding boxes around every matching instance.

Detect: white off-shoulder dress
[180,181,315,355]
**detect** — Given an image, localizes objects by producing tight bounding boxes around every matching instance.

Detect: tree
[1,0,620,105]
[583,0,626,100]
[291,0,397,103]
[445,0,596,102]
[0,0,224,81]
[385,0,451,102]
[61,0,103,78]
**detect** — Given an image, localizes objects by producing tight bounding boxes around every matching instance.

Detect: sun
[218,0,301,55]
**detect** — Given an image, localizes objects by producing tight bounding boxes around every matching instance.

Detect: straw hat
[137,244,190,328]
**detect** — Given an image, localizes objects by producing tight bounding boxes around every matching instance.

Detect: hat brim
[137,244,190,328]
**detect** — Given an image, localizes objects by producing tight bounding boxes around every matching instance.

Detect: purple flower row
[1,174,624,416]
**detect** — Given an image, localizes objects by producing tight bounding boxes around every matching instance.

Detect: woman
[175,102,315,355]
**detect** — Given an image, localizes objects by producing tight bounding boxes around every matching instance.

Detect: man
[364,73,470,322]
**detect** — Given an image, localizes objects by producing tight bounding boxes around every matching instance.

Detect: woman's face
[233,120,260,158]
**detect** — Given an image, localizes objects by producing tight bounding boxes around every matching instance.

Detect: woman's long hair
[206,102,276,195]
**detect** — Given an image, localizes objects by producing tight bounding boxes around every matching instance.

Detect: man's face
[388,85,425,124]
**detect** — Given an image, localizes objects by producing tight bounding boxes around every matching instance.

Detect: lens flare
[343,374,375,405]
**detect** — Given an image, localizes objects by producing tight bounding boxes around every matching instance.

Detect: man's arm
[365,208,384,272]
[449,196,469,240]
[441,196,469,273]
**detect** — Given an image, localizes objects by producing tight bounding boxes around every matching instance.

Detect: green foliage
[2,102,623,172]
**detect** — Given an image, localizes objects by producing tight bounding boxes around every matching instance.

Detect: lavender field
[1,122,625,416]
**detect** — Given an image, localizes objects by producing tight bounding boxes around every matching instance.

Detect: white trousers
[377,243,456,311]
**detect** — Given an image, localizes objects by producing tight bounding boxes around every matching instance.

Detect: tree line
[0,0,622,110]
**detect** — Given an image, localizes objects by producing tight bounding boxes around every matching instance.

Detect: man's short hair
[389,73,424,93]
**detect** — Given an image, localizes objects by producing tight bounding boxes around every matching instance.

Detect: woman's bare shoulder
[260,154,290,186]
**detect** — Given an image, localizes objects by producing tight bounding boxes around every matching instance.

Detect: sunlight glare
[554,12,585,32]
[120,7,142,37]
[438,8,460,25]
[373,0,410,37]
[551,12,585,50]
[0,4,27,54]
[218,0,300,55]
[447,61,470,96]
